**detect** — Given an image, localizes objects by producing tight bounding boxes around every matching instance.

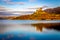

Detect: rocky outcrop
[12,7,60,20]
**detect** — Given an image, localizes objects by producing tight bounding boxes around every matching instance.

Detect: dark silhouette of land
[32,23,60,32]
[44,7,60,14]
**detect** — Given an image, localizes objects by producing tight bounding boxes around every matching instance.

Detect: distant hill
[44,7,60,14]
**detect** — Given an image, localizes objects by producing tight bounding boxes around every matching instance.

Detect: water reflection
[0,21,60,40]
[32,23,60,32]
[0,23,60,33]
[0,24,36,33]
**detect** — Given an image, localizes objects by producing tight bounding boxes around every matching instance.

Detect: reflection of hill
[12,7,60,20]
[46,25,60,31]
[32,23,60,32]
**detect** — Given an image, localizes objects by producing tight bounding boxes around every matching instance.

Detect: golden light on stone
[12,7,60,20]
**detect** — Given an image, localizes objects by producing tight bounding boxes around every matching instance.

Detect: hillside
[12,7,60,20]
[44,7,60,14]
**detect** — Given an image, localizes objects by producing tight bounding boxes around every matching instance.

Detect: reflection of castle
[12,7,60,20]
[32,23,60,32]
[35,26,43,32]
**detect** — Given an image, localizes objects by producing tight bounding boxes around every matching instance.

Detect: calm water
[0,20,60,40]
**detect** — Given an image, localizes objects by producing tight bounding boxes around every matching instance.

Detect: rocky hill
[44,7,60,14]
[12,7,60,20]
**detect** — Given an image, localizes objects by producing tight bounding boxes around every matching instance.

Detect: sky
[0,0,60,16]
[0,0,60,11]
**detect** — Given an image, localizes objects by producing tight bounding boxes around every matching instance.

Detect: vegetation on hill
[12,7,60,20]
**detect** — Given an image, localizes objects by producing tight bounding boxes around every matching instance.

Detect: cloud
[27,6,48,10]
[29,0,36,2]
[0,6,7,11]
[2,0,25,5]
[28,7,39,9]
[3,0,11,2]
[0,6,33,16]
[0,11,34,16]
[15,2,25,5]
[6,2,25,5]
[0,6,35,17]
[5,1,16,5]
[0,10,34,16]
[27,7,40,10]
[0,6,15,16]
